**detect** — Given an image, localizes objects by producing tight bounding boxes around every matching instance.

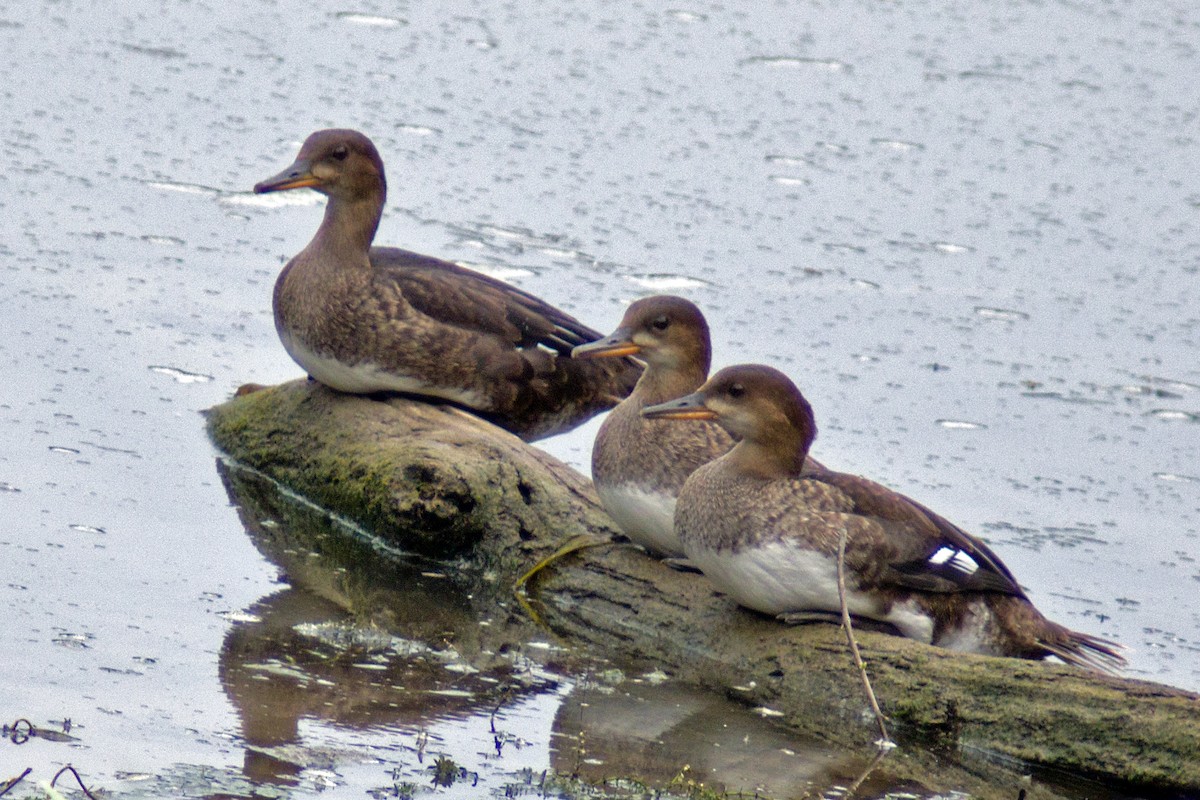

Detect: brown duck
[253,129,641,441]
[573,295,821,556]
[643,364,1124,672]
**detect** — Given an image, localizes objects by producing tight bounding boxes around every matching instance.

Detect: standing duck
[643,364,1124,671]
[253,129,641,441]
[573,296,821,556]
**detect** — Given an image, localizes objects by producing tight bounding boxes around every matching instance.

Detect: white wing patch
[927,545,980,576]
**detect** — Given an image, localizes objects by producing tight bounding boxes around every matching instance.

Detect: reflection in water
[551,679,889,799]
[218,585,552,786]
[216,459,557,789]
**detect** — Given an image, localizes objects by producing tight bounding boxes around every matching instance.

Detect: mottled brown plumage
[644,364,1124,673]
[572,296,734,555]
[573,296,822,556]
[253,129,641,440]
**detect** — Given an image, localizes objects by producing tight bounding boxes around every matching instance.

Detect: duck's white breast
[280,331,490,409]
[688,539,937,643]
[595,482,680,557]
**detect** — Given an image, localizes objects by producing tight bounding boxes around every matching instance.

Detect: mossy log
[207,380,1200,797]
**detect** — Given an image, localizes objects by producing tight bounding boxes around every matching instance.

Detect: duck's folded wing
[370,247,603,354]
[815,472,1025,597]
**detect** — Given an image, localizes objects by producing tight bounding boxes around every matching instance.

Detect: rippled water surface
[2,0,1198,796]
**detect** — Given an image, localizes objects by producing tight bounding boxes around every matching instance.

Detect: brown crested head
[574,295,711,376]
[254,128,386,203]
[696,364,816,470]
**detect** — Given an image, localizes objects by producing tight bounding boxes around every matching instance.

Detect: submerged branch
[207,380,1200,797]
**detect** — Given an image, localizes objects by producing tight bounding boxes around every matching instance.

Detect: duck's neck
[634,358,710,406]
[726,433,809,480]
[310,191,384,261]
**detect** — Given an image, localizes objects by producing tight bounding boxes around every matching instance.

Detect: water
[1,0,1198,796]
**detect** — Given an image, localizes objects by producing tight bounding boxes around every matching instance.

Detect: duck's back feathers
[812,471,1024,597]
[371,247,608,353]
[369,248,640,438]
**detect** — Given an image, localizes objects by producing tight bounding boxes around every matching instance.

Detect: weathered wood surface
[207,380,1200,797]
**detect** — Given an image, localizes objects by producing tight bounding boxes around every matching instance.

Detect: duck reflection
[550,678,902,799]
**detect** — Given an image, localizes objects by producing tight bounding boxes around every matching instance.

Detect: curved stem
[837,524,892,746]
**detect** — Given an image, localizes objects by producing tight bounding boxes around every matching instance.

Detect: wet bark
[207,380,1200,797]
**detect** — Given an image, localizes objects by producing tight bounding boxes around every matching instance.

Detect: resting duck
[573,296,821,556]
[253,129,641,441]
[643,364,1124,672]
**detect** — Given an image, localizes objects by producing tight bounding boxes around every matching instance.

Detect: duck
[252,129,641,441]
[572,296,822,556]
[642,363,1125,672]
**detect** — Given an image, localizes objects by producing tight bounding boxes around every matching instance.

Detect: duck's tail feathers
[1040,628,1127,675]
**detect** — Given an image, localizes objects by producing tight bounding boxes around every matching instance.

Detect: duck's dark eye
[727,383,745,399]
[331,146,350,161]
[651,315,670,331]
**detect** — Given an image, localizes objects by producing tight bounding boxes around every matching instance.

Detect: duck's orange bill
[646,408,718,421]
[260,175,320,191]
[254,161,320,193]
[572,332,640,359]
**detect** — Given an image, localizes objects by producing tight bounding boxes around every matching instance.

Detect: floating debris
[1155,472,1200,484]
[220,189,323,208]
[639,669,670,685]
[334,11,406,27]
[975,306,1030,321]
[1148,409,1200,422]
[145,180,220,197]
[752,706,785,717]
[149,365,213,384]
[396,123,441,136]
[666,9,707,22]
[870,138,925,152]
[624,273,710,290]
[936,419,987,430]
[52,632,94,649]
[141,235,185,246]
[770,174,809,186]
[743,55,852,72]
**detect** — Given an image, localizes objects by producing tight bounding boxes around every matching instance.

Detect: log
[207,380,1200,797]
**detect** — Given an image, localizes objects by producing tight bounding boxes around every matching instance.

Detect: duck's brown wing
[368,246,641,440]
[370,247,605,354]
[814,471,1025,597]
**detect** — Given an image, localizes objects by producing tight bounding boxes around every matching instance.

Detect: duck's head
[572,295,711,376]
[642,364,816,466]
[254,129,385,202]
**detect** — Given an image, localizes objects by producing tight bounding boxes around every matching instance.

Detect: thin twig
[0,768,31,798]
[50,766,99,800]
[836,524,891,745]
[843,742,893,795]
[6,719,33,745]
